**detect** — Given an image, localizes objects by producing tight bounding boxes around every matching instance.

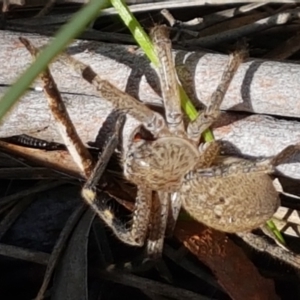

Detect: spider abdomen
[124,137,199,192]
[181,173,279,232]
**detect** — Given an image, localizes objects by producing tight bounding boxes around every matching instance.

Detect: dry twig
[19,37,94,178]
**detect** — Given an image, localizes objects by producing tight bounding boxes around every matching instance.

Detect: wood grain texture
[1,30,300,179]
[2,30,300,118]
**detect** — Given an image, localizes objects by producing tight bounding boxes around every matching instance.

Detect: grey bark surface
[1,30,300,179]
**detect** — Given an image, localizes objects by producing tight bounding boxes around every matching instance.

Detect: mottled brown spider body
[181,170,280,233]
[125,128,281,233]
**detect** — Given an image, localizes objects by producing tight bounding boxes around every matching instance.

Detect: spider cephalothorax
[124,137,199,192]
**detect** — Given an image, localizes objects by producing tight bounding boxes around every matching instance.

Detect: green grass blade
[0,0,109,121]
[110,0,158,65]
[266,220,286,245]
[110,0,200,122]
[178,85,198,121]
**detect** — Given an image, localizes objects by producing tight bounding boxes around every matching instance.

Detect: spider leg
[151,25,185,136]
[82,114,151,247]
[57,53,168,138]
[147,191,170,258]
[84,185,152,247]
[166,192,181,235]
[187,50,245,143]
[189,143,300,179]
[187,158,273,180]
[83,113,126,190]
[195,141,220,169]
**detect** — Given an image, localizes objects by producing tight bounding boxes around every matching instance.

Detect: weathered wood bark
[1,30,300,179]
[174,221,280,300]
[3,29,300,118]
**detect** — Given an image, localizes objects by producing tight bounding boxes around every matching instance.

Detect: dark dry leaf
[51,209,95,300]
[174,220,280,300]
[35,204,86,300]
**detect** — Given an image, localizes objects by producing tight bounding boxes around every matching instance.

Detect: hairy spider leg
[147,191,170,258]
[187,50,245,143]
[58,53,169,138]
[84,186,152,247]
[192,143,300,178]
[83,114,126,190]
[82,114,152,247]
[195,141,221,169]
[165,192,181,235]
[151,25,185,136]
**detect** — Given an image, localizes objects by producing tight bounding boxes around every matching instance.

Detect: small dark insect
[1,134,65,150]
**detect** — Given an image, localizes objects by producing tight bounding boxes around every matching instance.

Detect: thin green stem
[110,0,199,122]
[266,220,286,245]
